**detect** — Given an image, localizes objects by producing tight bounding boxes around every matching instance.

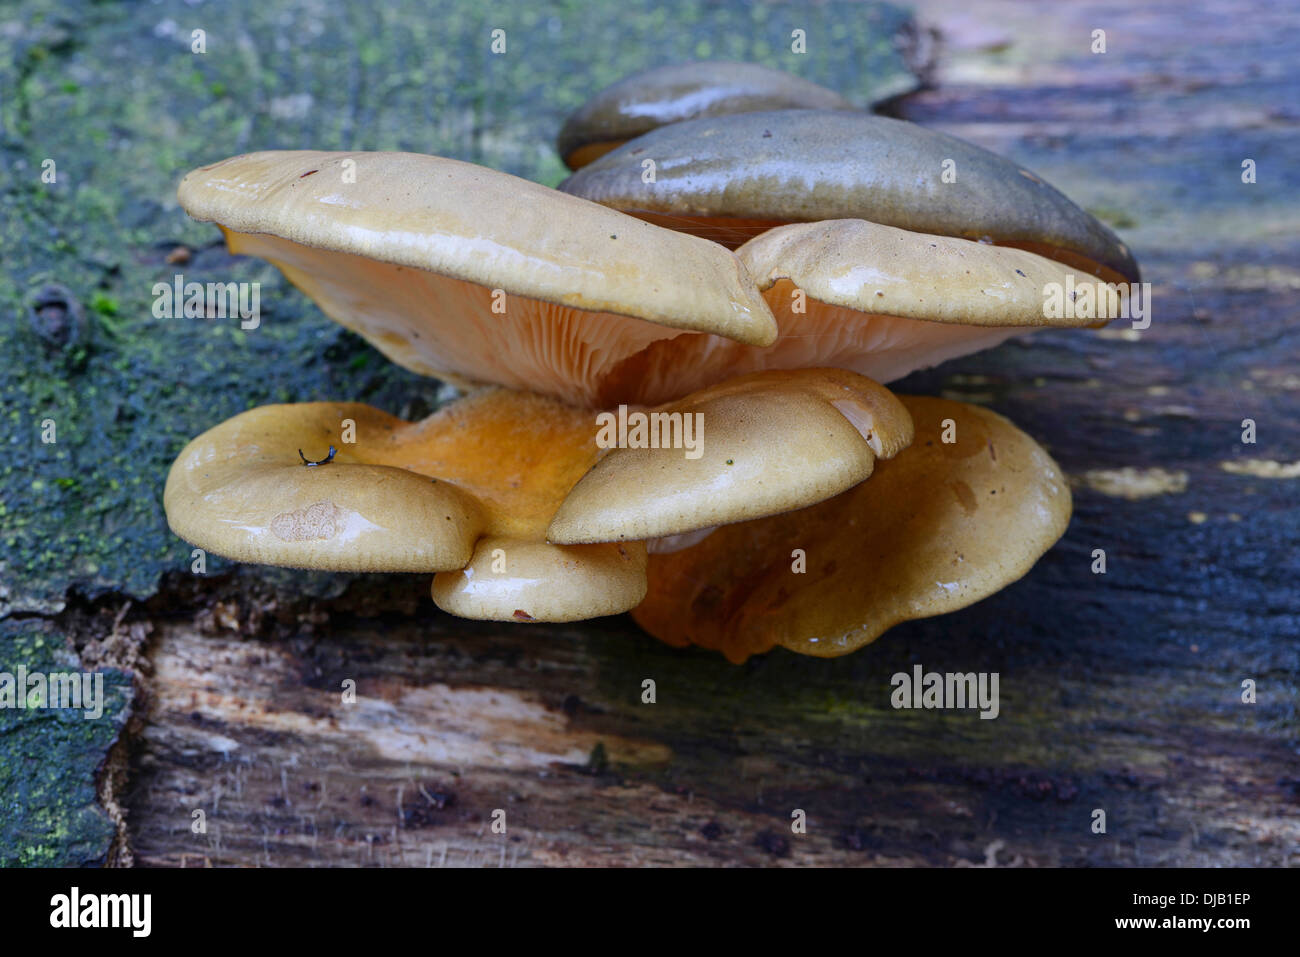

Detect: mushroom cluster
[166,61,1136,662]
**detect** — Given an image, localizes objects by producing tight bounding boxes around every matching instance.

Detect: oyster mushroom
[164,369,912,623]
[578,219,1121,404]
[632,395,1073,663]
[177,150,776,408]
[549,368,913,543]
[559,109,1139,283]
[557,61,853,170]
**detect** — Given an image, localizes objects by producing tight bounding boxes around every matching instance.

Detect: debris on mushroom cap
[558,110,1140,283]
[557,61,853,170]
[432,537,648,622]
[631,395,1073,663]
[176,150,777,408]
[548,368,914,545]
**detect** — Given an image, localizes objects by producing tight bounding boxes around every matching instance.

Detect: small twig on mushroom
[298,445,337,467]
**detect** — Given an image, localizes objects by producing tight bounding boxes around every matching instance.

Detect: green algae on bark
[0,620,133,866]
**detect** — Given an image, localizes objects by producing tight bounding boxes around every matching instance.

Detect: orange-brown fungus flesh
[632,395,1072,663]
[359,389,600,539]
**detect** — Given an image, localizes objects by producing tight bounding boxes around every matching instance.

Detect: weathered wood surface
[6,0,1300,867]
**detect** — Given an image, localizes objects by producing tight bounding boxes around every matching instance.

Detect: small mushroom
[559,110,1139,283]
[557,61,853,170]
[177,151,776,408]
[164,402,486,572]
[431,537,648,623]
[632,395,1073,663]
[549,368,913,543]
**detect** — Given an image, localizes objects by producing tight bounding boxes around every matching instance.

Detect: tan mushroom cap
[557,61,853,170]
[731,219,1118,384]
[432,537,647,623]
[177,151,776,408]
[164,402,485,573]
[548,369,913,544]
[164,391,647,620]
[740,220,1116,327]
[632,395,1073,663]
[558,110,1140,284]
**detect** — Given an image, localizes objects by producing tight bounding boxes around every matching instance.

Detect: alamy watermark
[1043,275,1153,330]
[891,664,1000,719]
[152,273,260,329]
[50,887,150,937]
[0,666,106,719]
[595,405,704,459]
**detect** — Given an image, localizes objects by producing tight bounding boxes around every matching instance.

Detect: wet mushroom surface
[559,109,1140,283]
[168,120,1121,648]
[633,395,1074,663]
[557,60,855,170]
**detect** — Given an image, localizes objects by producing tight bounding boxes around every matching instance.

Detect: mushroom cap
[557,61,853,169]
[432,537,647,622]
[548,368,913,544]
[571,220,1120,404]
[740,219,1116,328]
[177,151,776,407]
[632,395,1073,662]
[164,402,485,572]
[559,110,1139,283]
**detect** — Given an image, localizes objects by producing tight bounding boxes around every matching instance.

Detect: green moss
[0,621,133,866]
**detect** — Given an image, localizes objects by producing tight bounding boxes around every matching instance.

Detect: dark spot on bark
[755,830,790,857]
[28,283,86,351]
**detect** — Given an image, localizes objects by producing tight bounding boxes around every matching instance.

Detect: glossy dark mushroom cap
[560,110,1140,283]
[557,61,853,170]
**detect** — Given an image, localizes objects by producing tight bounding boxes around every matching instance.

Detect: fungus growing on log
[167,60,1135,656]
[165,370,912,624]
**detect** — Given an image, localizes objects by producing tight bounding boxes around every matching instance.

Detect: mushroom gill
[589,219,1121,404]
[632,395,1073,663]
